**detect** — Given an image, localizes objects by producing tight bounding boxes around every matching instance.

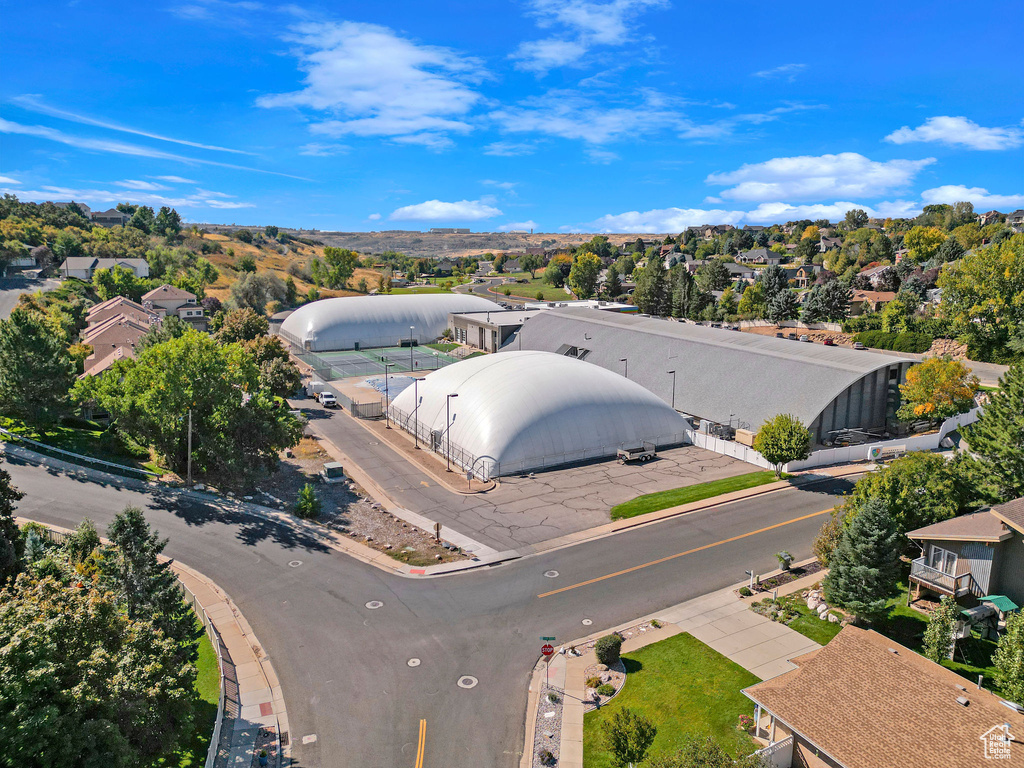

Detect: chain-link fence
[387,404,498,480]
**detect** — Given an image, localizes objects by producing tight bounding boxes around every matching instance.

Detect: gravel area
[582,660,626,712]
[260,436,467,567]
[532,685,564,768]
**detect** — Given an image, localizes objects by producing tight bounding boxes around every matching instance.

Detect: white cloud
[298,142,350,156]
[10,95,254,154]
[497,220,538,231]
[589,207,747,233]
[512,0,667,74]
[205,200,256,209]
[677,103,826,141]
[257,21,486,148]
[0,175,21,185]
[919,185,1024,210]
[367,213,381,220]
[483,141,538,156]
[152,175,197,183]
[389,199,502,221]
[705,152,934,203]
[752,63,806,81]
[884,116,1024,151]
[0,118,311,180]
[115,179,170,191]
[481,179,518,190]
[0,182,254,211]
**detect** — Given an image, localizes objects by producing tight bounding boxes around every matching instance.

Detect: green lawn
[390,285,453,294]
[0,416,160,475]
[160,627,220,767]
[491,272,573,301]
[753,593,843,645]
[610,471,781,520]
[426,342,459,353]
[583,633,759,768]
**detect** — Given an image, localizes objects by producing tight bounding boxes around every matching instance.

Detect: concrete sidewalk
[537,580,822,768]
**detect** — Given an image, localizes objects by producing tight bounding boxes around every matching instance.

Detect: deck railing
[910,557,973,596]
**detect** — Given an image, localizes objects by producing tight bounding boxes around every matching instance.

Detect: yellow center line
[415,718,426,768]
[537,508,832,598]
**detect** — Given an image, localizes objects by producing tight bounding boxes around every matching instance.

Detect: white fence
[685,429,772,469]
[753,735,794,767]
[0,426,158,479]
[178,582,227,768]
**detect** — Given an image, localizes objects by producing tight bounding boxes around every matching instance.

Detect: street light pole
[667,370,676,410]
[384,362,393,428]
[413,378,420,449]
[409,325,415,371]
[446,393,459,471]
[620,357,628,379]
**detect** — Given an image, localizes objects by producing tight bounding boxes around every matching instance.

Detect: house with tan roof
[906,497,1024,609]
[141,284,206,330]
[81,314,151,376]
[743,625,1024,768]
[849,289,896,315]
[85,296,156,326]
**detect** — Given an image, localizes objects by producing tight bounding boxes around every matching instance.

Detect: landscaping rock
[828,613,840,623]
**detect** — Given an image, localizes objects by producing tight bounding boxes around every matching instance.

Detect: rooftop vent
[888,648,899,655]
[956,696,970,707]
[956,685,967,692]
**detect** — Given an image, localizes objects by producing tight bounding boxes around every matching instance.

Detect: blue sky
[1,0,1022,233]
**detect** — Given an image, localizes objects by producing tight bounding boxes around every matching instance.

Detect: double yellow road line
[414,718,426,768]
[537,508,831,598]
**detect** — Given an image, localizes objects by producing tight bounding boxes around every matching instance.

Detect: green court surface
[312,345,460,378]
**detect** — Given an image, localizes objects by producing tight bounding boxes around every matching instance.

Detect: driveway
[0,275,60,319]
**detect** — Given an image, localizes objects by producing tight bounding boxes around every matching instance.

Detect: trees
[753,414,811,477]
[604,263,622,297]
[670,266,704,319]
[694,259,730,292]
[235,228,253,243]
[544,255,572,287]
[844,209,869,229]
[645,737,771,768]
[0,458,24,586]
[765,289,799,324]
[897,358,979,422]
[136,314,189,353]
[568,252,602,299]
[74,330,301,486]
[758,264,789,303]
[128,205,156,234]
[602,707,657,768]
[935,237,965,264]
[823,497,902,622]
[632,257,669,316]
[801,281,851,323]
[322,246,359,289]
[264,225,279,239]
[520,253,543,278]
[880,294,916,334]
[904,226,946,262]
[922,596,958,662]
[154,206,182,236]
[963,364,1024,502]
[216,307,270,343]
[736,282,766,317]
[92,265,152,302]
[0,307,75,424]
[993,611,1024,704]
[229,271,286,314]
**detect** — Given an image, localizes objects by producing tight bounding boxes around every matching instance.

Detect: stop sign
[541,643,554,657]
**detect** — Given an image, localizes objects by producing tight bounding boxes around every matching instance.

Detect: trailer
[617,441,656,463]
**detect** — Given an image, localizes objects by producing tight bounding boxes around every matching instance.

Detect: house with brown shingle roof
[906,497,1024,609]
[85,296,156,326]
[80,314,151,376]
[141,284,206,330]
[743,625,1024,768]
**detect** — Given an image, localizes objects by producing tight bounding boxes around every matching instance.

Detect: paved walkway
[531,579,822,768]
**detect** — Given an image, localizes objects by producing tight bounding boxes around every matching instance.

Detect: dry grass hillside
[200,233,382,304]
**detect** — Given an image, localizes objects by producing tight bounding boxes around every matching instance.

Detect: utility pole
[446,393,459,471]
[384,362,393,428]
[409,325,415,371]
[413,378,420,449]
[186,408,193,486]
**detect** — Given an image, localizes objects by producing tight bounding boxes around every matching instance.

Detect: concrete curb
[17,517,291,768]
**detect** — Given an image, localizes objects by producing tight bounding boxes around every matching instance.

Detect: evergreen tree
[154,206,182,235]
[633,257,669,316]
[602,707,657,768]
[0,458,24,586]
[694,259,730,292]
[758,264,789,303]
[128,205,155,234]
[823,497,902,622]
[935,236,965,264]
[0,307,75,424]
[604,263,622,297]
[923,596,958,662]
[670,266,698,318]
[765,289,799,324]
[993,611,1024,704]
[964,364,1024,501]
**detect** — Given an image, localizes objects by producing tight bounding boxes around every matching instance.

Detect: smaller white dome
[389,351,690,478]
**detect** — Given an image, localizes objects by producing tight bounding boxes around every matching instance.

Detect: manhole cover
[581,618,593,626]
[365,600,384,610]
[407,658,421,667]
[543,570,559,578]
[457,675,478,689]
[288,560,302,568]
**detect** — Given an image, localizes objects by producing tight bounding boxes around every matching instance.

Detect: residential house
[53,201,92,218]
[85,296,156,326]
[858,264,894,288]
[141,284,206,330]
[91,208,132,227]
[1007,210,1024,233]
[818,236,843,253]
[434,258,455,275]
[81,314,151,376]
[743,625,1024,768]
[742,225,766,233]
[58,257,150,280]
[849,290,896,314]
[978,210,1002,227]
[725,262,757,281]
[793,264,822,289]
[658,244,675,258]
[906,497,1024,608]
[737,248,784,265]
[502,257,521,273]
[702,224,734,240]
[894,248,910,263]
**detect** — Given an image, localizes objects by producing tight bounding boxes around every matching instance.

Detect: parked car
[787,332,798,340]
[823,338,835,346]
[319,392,338,408]
[799,334,811,343]
[775,332,785,338]
[853,341,866,350]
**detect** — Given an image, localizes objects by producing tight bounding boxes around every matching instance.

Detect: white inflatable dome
[389,350,691,478]
[279,294,496,352]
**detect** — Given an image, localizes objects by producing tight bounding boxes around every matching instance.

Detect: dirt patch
[741,324,854,346]
[259,436,467,567]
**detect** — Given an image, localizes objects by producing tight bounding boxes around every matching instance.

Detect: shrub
[536,290,544,300]
[547,691,560,704]
[650,619,662,628]
[503,288,511,296]
[59,414,104,431]
[597,683,615,696]
[842,314,882,334]
[737,714,755,731]
[738,586,753,597]
[586,675,602,689]
[237,254,257,273]
[294,483,322,519]
[594,633,623,666]
[539,749,555,766]
[854,329,932,353]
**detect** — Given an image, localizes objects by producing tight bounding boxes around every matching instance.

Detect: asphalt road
[6,456,852,768]
[455,275,523,305]
[0,276,60,319]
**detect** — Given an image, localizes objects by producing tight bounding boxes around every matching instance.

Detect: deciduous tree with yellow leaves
[897,357,979,422]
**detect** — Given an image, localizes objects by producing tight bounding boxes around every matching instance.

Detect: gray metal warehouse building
[507,308,915,445]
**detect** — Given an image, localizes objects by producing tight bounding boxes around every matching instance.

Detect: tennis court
[306,345,460,379]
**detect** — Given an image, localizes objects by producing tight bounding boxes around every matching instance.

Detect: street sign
[541,644,554,657]
[540,636,556,641]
